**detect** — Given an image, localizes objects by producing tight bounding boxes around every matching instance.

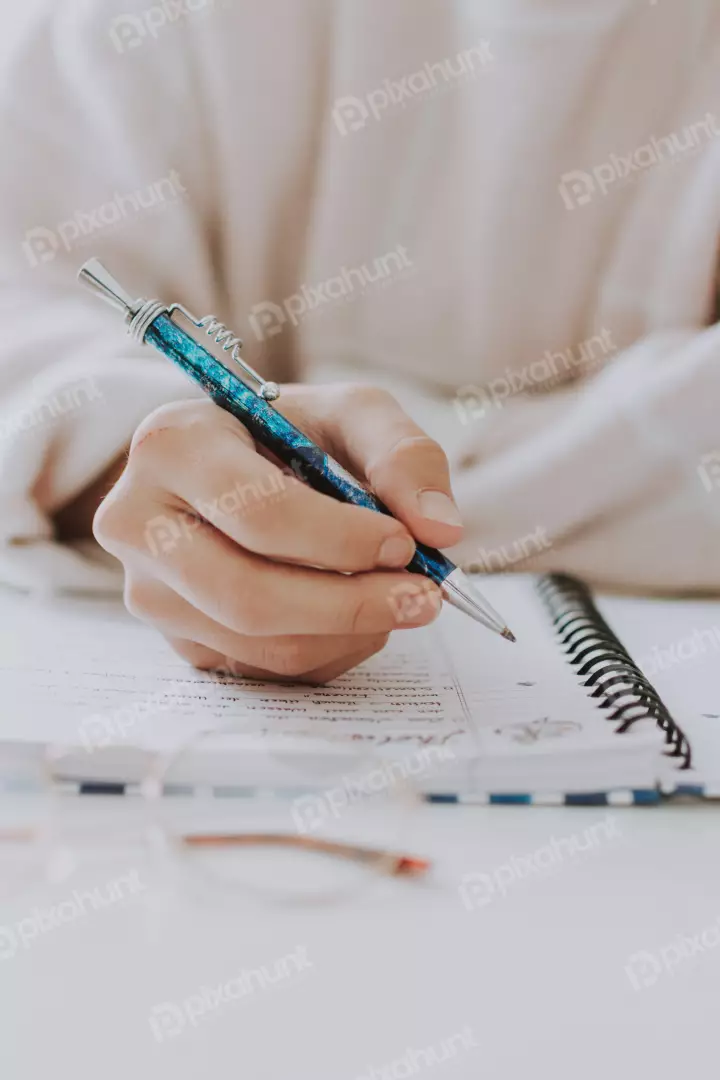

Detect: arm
[448,320,720,594]
[0,0,217,590]
[0,2,467,686]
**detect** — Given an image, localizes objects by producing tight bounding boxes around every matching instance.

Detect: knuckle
[123,576,158,621]
[92,486,139,553]
[385,434,445,468]
[366,435,447,493]
[336,383,397,412]
[347,589,381,635]
[129,401,197,456]
[129,400,248,465]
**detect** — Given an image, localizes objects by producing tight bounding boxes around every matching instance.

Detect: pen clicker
[78,259,515,641]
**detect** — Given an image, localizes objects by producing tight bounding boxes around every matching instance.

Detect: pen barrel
[145,314,453,586]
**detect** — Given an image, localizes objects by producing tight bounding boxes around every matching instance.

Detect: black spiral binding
[536,574,691,769]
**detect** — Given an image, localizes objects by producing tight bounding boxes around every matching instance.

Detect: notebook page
[0,588,468,754]
[0,576,619,763]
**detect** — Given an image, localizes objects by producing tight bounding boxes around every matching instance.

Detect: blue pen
[79,259,515,641]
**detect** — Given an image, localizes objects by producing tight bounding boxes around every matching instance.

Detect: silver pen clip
[78,258,280,401]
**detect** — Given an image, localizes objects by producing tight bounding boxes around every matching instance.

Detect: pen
[78,259,515,641]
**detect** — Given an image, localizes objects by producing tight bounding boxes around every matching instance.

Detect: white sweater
[1,0,719,594]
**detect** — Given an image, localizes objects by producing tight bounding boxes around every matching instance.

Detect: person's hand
[93,384,464,683]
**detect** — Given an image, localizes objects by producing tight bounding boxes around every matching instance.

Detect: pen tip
[501,628,517,643]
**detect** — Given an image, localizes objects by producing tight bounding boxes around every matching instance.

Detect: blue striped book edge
[426,789,661,806]
[3,782,714,804]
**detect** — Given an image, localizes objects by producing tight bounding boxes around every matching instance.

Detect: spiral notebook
[2,573,719,805]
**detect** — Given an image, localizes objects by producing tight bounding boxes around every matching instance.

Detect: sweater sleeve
[448,321,720,595]
[0,0,221,592]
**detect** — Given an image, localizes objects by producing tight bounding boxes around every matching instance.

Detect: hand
[93,384,464,683]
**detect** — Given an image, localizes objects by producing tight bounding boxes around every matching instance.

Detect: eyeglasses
[0,730,438,906]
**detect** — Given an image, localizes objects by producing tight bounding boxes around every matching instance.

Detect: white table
[2,793,718,1080]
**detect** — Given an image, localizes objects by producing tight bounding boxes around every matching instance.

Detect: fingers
[124,574,390,679]
[165,636,388,685]
[154,526,441,637]
[97,487,441,637]
[126,399,416,573]
[277,384,464,550]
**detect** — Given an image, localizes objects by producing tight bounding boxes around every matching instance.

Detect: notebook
[1,573,719,805]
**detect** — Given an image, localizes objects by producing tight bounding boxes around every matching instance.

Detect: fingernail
[378,535,415,568]
[417,490,463,527]
[388,580,443,627]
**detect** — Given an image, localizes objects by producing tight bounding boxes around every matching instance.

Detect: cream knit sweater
[1,0,719,593]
